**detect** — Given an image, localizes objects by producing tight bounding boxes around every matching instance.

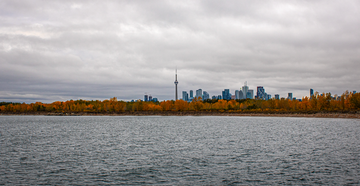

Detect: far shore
[1,111,359,119]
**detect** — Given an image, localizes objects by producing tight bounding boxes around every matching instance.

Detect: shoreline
[1,112,359,119]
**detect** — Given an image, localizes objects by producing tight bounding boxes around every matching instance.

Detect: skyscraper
[203,91,209,100]
[242,82,249,98]
[246,91,251,99]
[275,94,280,100]
[310,89,314,97]
[144,94,148,102]
[288,93,293,100]
[248,89,254,99]
[196,89,202,99]
[222,89,231,100]
[257,86,265,100]
[235,90,240,99]
[239,89,244,99]
[267,94,271,100]
[174,69,178,100]
[182,91,188,101]
[189,90,193,99]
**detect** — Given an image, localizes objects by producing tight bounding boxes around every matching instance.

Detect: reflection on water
[0,116,359,185]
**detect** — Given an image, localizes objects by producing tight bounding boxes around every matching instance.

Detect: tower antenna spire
[174,67,178,100]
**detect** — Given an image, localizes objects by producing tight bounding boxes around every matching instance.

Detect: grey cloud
[0,0,359,103]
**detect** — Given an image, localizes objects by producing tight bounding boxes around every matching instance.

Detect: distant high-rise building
[149,95,152,101]
[248,89,254,99]
[242,82,249,97]
[217,95,222,100]
[182,91,189,101]
[288,93,293,100]
[144,94,148,102]
[275,94,280,100]
[241,81,254,99]
[263,93,266,100]
[267,94,271,100]
[222,89,231,100]
[203,91,210,100]
[239,90,245,99]
[189,90,193,99]
[353,91,357,94]
[196,89,202,99]
[152,98,158,102]
[212,95,217,100]
[310,89,314,97]
[257,86,265,100]
[235,90,240,99]
[246,91,252,99]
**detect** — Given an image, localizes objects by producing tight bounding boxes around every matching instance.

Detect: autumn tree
[174,100,189,111]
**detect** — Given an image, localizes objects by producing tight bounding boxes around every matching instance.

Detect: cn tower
[174,68,178,100]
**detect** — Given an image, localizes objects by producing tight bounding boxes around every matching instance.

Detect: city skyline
[174,68,354,102]
[1,1,359,103]
[146,67,358,102]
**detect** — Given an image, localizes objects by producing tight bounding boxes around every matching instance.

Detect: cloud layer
[1,0,359,102]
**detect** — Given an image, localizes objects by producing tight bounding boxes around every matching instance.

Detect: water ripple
[0,116,359,185]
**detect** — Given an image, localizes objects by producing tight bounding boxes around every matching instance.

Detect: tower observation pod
[174,69,178,100]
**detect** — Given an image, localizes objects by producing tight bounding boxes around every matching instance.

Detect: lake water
[0,116,359,185]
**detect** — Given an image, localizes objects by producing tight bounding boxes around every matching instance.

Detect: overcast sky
[1,0,359,103]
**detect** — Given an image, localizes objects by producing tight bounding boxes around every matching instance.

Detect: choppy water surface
[0,116,359,185]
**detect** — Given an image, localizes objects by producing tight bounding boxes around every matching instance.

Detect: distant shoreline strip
[1,112,359,119]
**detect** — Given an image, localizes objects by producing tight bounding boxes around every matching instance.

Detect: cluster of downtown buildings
[180,87,357,102]
[180,82,292,102]
[181,82,258,102]
[177,71,279,102]
[143,95,158,102]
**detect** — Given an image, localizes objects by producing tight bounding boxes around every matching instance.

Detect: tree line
[1,91,359,114]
